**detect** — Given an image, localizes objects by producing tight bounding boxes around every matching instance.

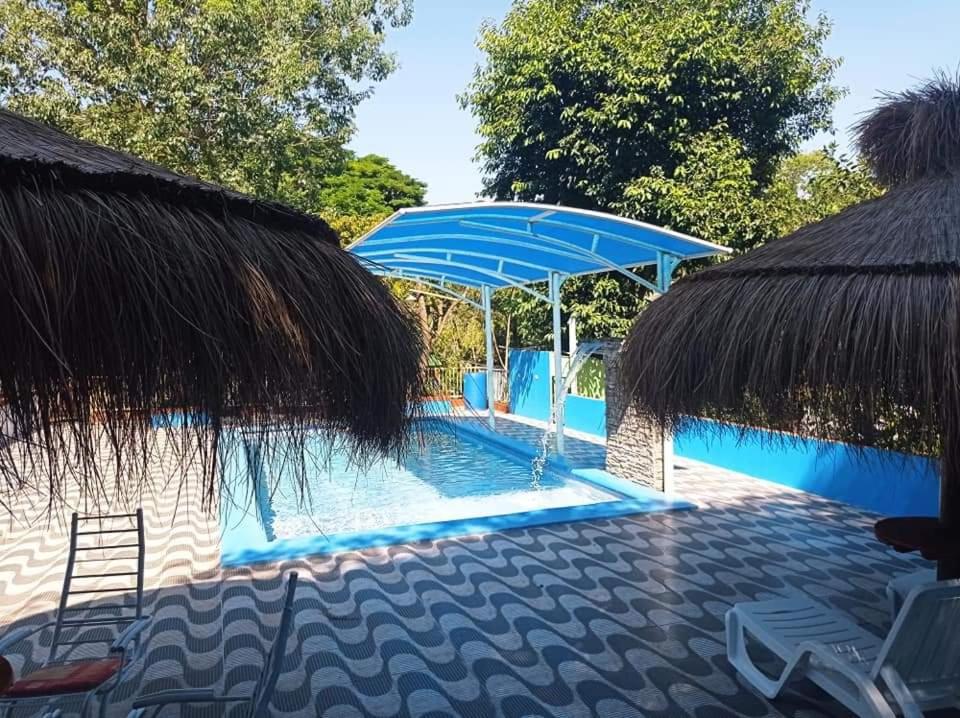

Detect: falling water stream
[530,406,559,489]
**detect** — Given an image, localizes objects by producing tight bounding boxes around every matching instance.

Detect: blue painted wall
[508,349,606,435]
[565,395,605,436]
[505,351,940,517]
[508,349,552,422]
[674,419,939,517]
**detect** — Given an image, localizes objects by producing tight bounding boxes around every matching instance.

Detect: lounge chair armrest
[0,623,52,653]
[878,665,924,718]
[796,641,897,718]
[132,689,217,708]
[131,689,250,709]
[110,617,151,652]
[796,641,873,685]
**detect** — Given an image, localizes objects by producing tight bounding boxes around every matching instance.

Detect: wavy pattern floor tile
[0,423,944,717]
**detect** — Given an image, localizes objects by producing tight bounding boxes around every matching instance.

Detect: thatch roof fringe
[856,73,960,186]
[619,75,960,452]
[0,108,425,510]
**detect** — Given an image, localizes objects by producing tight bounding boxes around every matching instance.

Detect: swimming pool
[220,419,693,566]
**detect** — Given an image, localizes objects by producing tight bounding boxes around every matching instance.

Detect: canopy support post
[656,251,682,294]
[550,272,565,455]
[568,315,578,396]
[482,285,496,431]
[656,258,677,495]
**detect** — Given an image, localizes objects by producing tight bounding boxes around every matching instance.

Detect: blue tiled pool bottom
[221,419,694,566]
[267,429,616,539]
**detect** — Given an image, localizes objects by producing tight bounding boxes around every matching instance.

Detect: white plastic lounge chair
[726,580,960,717]
[886,568,936,619]
[127,571,298,718]
[0,511,150,718]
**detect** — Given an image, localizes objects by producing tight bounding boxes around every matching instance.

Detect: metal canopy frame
[350,202,730,451]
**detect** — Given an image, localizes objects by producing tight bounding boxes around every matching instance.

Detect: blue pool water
[262,425,618,538]
[220,419,695,566]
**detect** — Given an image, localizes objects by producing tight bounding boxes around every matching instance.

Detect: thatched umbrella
[619,76,960,579]
[0,109,424,509]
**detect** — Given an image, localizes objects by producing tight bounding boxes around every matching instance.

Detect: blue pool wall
[565,395,606,436]
[506,349,940,517]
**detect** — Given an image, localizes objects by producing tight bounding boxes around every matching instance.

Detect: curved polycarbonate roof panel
[348,202,730,294]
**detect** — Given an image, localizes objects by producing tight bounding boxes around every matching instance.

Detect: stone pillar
[604,345,667,491]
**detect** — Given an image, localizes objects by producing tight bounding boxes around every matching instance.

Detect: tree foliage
[325,211,391,247]
[0,0,471,373]
[318,153,426,216]
[618,130,769,253]
[463,0,839,207]
[321,154,428,246]
[0,0,412,210]
[762,146,883,236]
[463,0,848,346]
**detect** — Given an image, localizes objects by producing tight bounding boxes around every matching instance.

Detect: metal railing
[426,366,508,403]
[426,367,465,399]
[491,368,508,403]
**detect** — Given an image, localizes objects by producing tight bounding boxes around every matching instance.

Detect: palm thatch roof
[0,109,424,509]
[620,76,960,448]
[620,77,960,578]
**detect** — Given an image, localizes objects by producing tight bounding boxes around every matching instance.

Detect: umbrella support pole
[938,438,960,580]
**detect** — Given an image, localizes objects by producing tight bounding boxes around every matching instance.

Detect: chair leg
[878,666,924,718]
[79,689,96,718]
[726,610,797,699]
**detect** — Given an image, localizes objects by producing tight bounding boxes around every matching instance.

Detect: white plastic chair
[127,571,298,718]
[0,511,150,718]
[885,568,936,619]
[726,580,960,717]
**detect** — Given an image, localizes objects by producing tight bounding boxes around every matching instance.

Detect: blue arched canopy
[348,202,730,455]
[348,202,730,297]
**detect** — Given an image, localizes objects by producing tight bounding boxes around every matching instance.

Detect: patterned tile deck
[0,420,946,717]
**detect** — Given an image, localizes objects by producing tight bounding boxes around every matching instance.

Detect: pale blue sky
[350,0,960,204]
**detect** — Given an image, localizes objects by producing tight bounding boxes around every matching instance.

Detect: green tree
[763,146,882,236]
[318,153,426,216]
[462,0,842,342]
[321,153,428,246]
[0,0,412,209]
[325,211,391,247]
